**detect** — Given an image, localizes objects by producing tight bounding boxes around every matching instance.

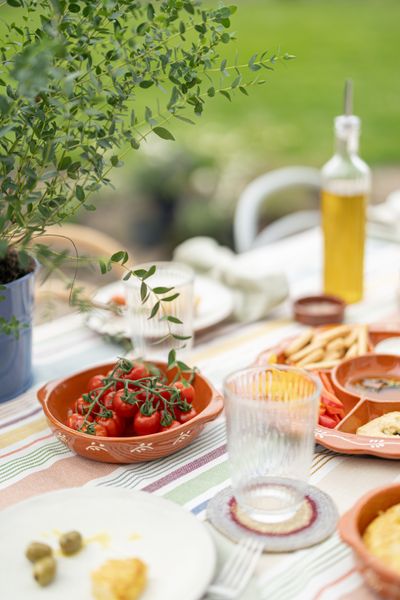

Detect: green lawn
[169,0,400,167]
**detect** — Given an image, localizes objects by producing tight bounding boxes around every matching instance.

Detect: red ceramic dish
[339,484,400,599]
[37,361,223,463]
[255,327,400,459]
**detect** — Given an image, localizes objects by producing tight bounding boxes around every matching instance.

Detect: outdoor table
[1,228,399,600]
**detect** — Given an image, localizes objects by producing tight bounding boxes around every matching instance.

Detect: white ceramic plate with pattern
[86,275,234,338]
[0,487,216,600]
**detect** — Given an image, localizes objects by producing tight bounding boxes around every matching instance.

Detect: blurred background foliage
[3,0,400,259]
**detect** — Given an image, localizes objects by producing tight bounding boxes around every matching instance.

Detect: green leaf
[153,127,175,141]
[219,90,231,102]
[162,293,180,302]
[148,301,160,319]
[142,265,156,280]
[111,251,126,262]
[167,349,177,369]
[166,316,183,324]
[183,2,195,15]
[153,286,174,294]
[140,281,148,302]
[76,185,85,201]
[147,3,154,20]
[239,86,249,96]
[123,271,132,281]
[99,260,107,275]
[140,80,154,89]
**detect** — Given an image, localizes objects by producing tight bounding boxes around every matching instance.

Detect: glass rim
[125,261,195,288]
[223,364,322,406]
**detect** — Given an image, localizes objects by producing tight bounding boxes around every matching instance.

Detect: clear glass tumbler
[224,365,321,523]
[126,261,194,361]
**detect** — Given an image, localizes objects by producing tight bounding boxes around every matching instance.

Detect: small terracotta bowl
[293,294,345,326]
[38,361,223,464]
[339,484,400,599]
[332,354,400,403]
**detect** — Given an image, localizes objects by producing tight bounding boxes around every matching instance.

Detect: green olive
[33,556,57,587]
[25,542,53,563]
[59,530,82,555]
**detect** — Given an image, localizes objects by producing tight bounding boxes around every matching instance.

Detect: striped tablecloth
[1,229,400,600]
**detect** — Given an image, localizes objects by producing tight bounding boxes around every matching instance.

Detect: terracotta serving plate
[256,327,400,459]
[37,362,223,464]
[339,484,400,599]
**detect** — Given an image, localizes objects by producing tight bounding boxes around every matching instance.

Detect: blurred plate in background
[86,275,234,339]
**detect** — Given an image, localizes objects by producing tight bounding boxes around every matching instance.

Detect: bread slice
[91,557,147,600]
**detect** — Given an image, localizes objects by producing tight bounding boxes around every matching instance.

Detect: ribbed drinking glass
[224,365,321,523]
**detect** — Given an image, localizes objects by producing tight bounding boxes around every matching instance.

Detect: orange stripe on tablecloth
[0,433,54,460]
[0,454,118,510]
[313,568,356,600]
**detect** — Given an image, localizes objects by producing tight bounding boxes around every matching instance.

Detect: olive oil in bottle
[321,81,370,303]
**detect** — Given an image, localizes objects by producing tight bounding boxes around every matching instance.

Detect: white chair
[234,167,321,253]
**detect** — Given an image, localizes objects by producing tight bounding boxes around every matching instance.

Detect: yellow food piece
[363,503,400,574]
[357,412,400,438]
[91,558,147,600]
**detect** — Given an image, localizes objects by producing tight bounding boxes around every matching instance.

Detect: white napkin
[173,237,289,322]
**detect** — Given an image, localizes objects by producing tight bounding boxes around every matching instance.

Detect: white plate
[374,336,400,356]
[86,275,234,338]
[0,487,216,600]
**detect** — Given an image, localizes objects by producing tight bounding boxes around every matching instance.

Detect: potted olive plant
[0,0,292,401]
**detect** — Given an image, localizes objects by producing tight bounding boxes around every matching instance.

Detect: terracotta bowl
[332,353,400,403]
[339,484,400,599]
[37,361,224,463]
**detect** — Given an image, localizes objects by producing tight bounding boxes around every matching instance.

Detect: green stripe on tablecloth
[163,460,230,504]
[0,441,70,484]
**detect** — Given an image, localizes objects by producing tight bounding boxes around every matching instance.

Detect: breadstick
[289,340,325,363]
[302,359,341,371]
[326,338,346,353]
[284,330,314,357]
[297,348,324,367]
[345,342,359,359]
[324,350,342,362]
[313,325,351,344]
[343,329,358,349]
[358,325,368,355]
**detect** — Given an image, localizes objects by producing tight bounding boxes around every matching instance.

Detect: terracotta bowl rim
[331,352,400,401]
[38,360,222,443]
[339,483,400,583]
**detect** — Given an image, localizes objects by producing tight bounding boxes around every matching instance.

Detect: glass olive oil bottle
[321,81,370,303]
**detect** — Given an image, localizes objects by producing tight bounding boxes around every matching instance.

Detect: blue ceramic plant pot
[0,265,36,403]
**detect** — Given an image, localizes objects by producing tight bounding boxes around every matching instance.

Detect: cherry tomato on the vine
[95,410,124,437]
[177,407,197,424]
[87,374,106,392]
[133,410,161,436]
[173,381,195,403]
[161,419,181,431]
[126,363,150,382]
[66,412,93,431]
[83,422,108,437]
[102,391,115,410]
[112,389,139,418]
[74,396,92,415]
